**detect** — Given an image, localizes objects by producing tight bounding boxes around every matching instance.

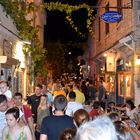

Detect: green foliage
[45,41,65,77]
[43,2,94,37]
[0,0,94,43]
[0,0,36,41]
[0,0,47,77]
[44,41,88,76]
[32,47,48,77]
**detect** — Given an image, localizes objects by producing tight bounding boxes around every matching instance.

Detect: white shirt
[126,107,138,119]
[4,90,12,99]
[0,111,7,139]
[66,101,83,116]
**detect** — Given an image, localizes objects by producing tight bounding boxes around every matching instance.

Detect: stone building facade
[89,0,140,105]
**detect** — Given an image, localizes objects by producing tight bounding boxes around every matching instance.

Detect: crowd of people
[0,75,140,140]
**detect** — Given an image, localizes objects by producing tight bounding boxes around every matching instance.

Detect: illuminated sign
[101,11,122,23]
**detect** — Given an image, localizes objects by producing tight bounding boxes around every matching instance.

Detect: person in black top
[40,95,75,140]
[28,84,42,123]
[88,80,97,100]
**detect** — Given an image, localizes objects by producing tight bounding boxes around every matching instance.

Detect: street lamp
[104,53,107,57]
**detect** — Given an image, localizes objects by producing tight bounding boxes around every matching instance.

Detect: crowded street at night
[0,0,140,140]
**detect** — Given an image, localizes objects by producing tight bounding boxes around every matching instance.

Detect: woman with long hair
[35,95,50,140]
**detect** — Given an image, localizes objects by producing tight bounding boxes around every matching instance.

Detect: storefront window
[125,73,131,97]
[105,74,115,93]
[118,72,125,96]
[118,72,132,97]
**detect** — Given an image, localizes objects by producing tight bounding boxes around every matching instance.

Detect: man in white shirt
[42,84,53,106]
[66,91,83,117]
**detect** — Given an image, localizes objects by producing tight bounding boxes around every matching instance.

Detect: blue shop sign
[101,11,122,23]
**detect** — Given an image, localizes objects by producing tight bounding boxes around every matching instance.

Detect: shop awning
[0,56,19,67]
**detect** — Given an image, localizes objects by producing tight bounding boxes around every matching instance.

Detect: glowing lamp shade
[136,56,140,65]
[104,53,107,57]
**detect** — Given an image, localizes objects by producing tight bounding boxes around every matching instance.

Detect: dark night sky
[44,0,97,43]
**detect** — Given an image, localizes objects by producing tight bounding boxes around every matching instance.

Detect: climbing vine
[0,0,94,40]
[0,0,47,76]
[42,2,94,37]
[0,0,94,76]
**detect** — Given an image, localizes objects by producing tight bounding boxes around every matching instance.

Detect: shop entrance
[0,56,19,95]
[116,59,132,104]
